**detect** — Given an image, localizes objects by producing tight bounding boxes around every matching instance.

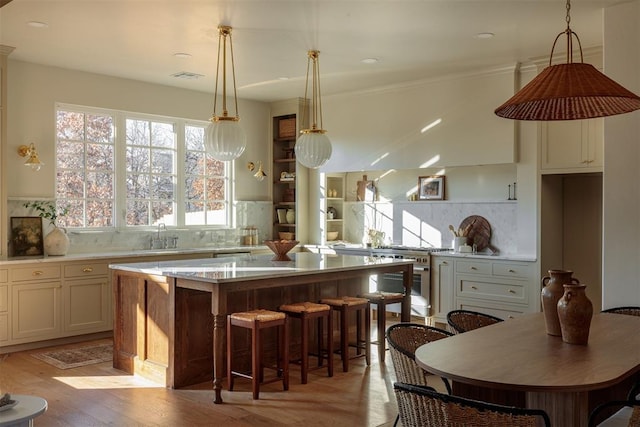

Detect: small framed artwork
[418,175,445,200]
[10,216,44,257]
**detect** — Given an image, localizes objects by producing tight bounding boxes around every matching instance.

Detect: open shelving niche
[271,99,309,243]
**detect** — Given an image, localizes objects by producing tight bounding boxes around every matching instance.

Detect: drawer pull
[471,286,478,290]
[32,271,44,276]
[470,266,477,270]
[82,267,94,273]
[508,269,516,273]
[508,289,516,294]
[508,315,515,319]
[442,261,448,265]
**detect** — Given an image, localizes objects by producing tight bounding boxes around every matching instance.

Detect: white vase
[286,209,295,224]
[44,226,70,256]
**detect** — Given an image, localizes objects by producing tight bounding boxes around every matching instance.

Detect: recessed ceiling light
[474,32,495,39]
[173,53,192,59]
[27,21,48,28]
[361,58,379,65]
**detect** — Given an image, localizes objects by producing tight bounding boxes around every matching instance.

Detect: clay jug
[541,270,579,336]
[557,284,593,345]
[44,226,70,256]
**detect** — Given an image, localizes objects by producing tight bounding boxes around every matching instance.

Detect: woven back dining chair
[602,306,640,317]
[446,309,503,334]
[394,382,551,427]
[386,323,453,427]
[588,399,640,427]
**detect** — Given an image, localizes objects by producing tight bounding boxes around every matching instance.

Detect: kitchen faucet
[151,223,167,249]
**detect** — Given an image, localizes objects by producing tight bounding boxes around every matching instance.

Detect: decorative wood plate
[459,215,493,252]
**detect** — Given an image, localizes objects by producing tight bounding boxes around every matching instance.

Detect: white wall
[6,60,271,201]
[603,1,640,307]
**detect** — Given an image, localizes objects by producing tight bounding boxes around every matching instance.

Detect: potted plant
[23,201,70,256]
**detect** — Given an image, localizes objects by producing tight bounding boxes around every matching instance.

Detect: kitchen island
[110,252,414,403]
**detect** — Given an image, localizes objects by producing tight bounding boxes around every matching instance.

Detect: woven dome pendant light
[295,50,332,168]
[495,0,640,121]
[204,25,246,161]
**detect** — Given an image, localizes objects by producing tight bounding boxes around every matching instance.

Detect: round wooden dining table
[415,312,640,427]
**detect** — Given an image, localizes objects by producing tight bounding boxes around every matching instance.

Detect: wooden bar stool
[360,291,405,363]
[226,309,289,400]
[320,296,371,372]
[279,301,334,384]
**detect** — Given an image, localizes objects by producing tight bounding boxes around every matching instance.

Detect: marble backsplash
[7,200,273,254]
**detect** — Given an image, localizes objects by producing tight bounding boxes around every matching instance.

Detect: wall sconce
[247,161,267,181]
[18,143,44,171]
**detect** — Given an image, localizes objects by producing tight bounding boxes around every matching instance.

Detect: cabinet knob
[32,271,43,276]
[82,267,94,273]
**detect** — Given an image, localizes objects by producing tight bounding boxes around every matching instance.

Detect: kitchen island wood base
[111,254,414,403]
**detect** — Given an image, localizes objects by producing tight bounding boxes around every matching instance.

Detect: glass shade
[295,131,332,169]
[204,118,246,161]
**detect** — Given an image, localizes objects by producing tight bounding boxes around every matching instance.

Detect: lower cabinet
[12,281,62,341]
[431,255,537,325]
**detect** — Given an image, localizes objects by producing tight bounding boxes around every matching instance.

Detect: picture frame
[418,175,445,200]
[10,216,44,257]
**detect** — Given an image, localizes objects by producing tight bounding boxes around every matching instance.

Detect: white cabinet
[324,174,345,243]
[11,265,63,342]
[430,256,454,324]
[540,118,603,173]
[0,269,8,342]
[454,258,536,320]
[63,262,111,333]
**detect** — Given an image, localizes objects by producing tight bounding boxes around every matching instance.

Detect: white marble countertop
[109,252,415,283]
[0,246,264,266]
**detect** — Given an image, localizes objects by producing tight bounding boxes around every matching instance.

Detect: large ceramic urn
[44,226,70,256]
[541,270,579,336]
[557,283,593,345]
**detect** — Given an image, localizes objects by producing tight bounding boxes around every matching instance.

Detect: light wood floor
[0,320,446,426]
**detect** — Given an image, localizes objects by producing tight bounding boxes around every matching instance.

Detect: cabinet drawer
[456,298,526,320]
[11,266,61,282]
[64,263,109,278]
[456,260,491,275]
[457,276,526,304]
[492,262,534,280]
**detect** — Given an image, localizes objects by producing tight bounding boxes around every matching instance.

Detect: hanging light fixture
[295,50,332,168]
[204,25,246,161]
[495,0,640,121]
[18,143,44,171]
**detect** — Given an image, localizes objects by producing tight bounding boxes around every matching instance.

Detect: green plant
[23,200,69,226]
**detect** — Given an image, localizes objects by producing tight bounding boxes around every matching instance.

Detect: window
[55,104,231,229]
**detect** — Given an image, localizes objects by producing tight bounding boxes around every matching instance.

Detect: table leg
[212,313,226,404]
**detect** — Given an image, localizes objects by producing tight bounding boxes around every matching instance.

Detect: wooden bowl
[264,240,299,261]
[327,231,339,241]
[279,231,295,240]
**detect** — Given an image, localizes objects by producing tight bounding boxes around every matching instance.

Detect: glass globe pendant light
[295,50,332,169]
[204,25,246,161]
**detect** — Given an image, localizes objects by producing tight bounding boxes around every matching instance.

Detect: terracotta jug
[557,283,593,345]
[541,270,579,336]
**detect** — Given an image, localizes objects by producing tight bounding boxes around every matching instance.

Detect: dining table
[110,252,414,404]
[415,312,640,427]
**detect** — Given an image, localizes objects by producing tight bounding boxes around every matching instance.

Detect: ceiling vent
[171,71,204,80]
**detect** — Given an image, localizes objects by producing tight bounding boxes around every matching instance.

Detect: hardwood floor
[0,319,446,426]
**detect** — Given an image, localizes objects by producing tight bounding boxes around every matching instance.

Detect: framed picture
[10,216,44,257]
[418,175,445,200]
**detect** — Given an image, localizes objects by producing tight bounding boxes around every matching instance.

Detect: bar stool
[320,296,371,372]
[360,291,405,363]
[279,301,334,384]
[227,309,289,400]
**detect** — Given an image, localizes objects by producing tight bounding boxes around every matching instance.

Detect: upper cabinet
[540,119,603,174]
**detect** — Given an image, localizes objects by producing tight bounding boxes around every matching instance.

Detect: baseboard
[0,331,113,354]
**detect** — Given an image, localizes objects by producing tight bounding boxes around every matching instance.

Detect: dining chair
[588,399,640,427]
[446,309,503,334]
[386,323,453,427]
[393,382,551,427]
[602,306,640,317]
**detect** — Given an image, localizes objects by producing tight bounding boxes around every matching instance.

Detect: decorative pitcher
[557,283,593,345]
[44,226,70,256]
[541,270,579,336]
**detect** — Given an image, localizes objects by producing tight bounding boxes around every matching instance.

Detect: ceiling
[0,0,624,103]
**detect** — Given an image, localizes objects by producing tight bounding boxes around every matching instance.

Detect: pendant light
[295,50,332,168]
[495,0,640,121]
[204,25,246,161]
